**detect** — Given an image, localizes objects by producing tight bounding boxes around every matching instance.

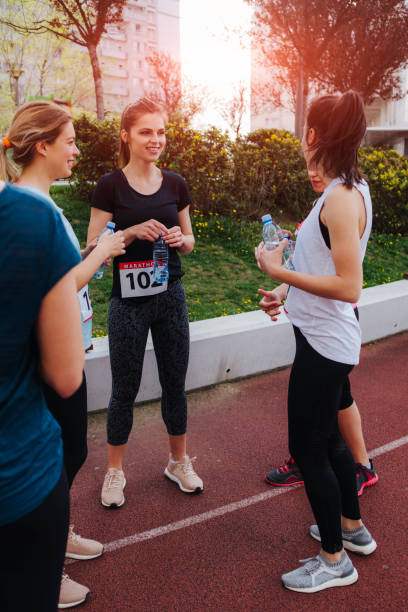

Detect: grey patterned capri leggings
[107,280,189,445]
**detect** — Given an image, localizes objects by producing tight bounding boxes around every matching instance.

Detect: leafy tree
[146,50,206,125]
[218,82,249,138]
[0,0,125,120]
[247,0,408,135]
[0,0,94,116]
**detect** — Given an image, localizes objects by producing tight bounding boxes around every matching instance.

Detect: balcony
[104,30,126,42]
[101,47,127,60]
[105,86,130,97]
[102,67,128,79]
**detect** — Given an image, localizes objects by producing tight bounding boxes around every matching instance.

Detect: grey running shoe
[282,552,358,593]
[309,523,377,555]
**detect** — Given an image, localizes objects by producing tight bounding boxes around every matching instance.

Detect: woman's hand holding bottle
[132,219,168,242]
[163,226,184,249]
[97,229,126,259]
[255,238,288,278]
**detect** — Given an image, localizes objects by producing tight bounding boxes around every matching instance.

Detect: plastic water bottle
[93,221,116,279]
[261,214,295,270]
[153,235,169,283]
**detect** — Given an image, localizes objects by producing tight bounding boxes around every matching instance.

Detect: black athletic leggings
[43,372,88,489]
[0,469,69,612]
[288,326,361,554]
[107,280,189,445]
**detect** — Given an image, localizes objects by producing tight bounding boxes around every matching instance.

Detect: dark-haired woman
[255,91,376,592]
[88,98,203,509]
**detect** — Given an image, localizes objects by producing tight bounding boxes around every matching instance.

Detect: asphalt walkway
[68,331,408,611]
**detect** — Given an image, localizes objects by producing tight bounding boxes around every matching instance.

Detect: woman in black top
[88,98,203,508]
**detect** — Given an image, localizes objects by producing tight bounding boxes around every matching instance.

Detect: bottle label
[78,284,93,322]
[119,261,167,298]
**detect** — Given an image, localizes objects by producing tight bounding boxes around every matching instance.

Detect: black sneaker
[355,459,378,496]
[265,457,304,486]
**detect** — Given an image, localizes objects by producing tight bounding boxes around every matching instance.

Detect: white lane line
[69,434,408,561]
[369,435,408,458]
[104,484,300,554]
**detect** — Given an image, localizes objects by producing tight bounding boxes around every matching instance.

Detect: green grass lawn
[52,187,408,337]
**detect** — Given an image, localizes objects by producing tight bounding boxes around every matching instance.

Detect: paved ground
[68,331,408,611]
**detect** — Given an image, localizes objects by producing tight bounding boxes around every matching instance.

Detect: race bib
[78,284,93,322]
[119,261,167,298]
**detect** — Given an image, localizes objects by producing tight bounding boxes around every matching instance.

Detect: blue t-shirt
[20,185,93,350]
[0,183,81,525]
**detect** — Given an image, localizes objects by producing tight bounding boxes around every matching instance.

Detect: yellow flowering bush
[159,123,233,213]
[359,147,408,233]
[69,115,408,233]
[230,129,314,219]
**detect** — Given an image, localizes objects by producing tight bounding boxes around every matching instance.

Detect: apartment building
[364,69,408,156]
[99,0,181,112]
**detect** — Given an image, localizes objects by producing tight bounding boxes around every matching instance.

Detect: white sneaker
[164,455,203,494]
[58,573,89,608]
[66,524,104,560]
[101,468,126,508]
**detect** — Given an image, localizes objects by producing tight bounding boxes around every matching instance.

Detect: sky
[179,0,252,132]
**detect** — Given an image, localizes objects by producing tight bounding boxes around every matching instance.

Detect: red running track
[68,331,408,611]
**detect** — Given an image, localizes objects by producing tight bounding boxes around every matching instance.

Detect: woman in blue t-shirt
[88,98,203,509]
[0,100,126,608]
[0,180,84,611]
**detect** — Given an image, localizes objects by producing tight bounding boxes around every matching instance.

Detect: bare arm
[163,206,195,254]
[87,208,113,244]
[255,187,363,303]
[36,269,84,398]
[73,230,125,291]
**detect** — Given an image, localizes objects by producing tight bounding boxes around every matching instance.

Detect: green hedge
[71,115,408,233]
[358,147,408,234]
[71,114,120,199]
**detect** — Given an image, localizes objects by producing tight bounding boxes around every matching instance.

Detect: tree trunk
[294,54,304,140]
[88,42,104,121]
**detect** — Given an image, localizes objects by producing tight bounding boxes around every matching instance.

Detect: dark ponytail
[305,90,366,189]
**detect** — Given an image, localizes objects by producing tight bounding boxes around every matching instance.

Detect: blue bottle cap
[106,221,116,230]
[261,214,272,223]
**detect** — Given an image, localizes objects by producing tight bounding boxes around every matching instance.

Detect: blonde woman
[0,179,83,611]
[0,101,125,608]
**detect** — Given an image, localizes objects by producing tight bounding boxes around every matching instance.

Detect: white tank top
[284,177,372,365]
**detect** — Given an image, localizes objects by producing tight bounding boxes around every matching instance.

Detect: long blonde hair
[118,98,167,168]
[0,101,72,182]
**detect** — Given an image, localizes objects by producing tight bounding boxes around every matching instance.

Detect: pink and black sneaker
[356,459,378,496]
[265,457,304,486]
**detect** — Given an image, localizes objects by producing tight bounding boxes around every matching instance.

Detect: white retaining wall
[85,280,408,412]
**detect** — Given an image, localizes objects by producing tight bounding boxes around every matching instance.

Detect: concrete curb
[85,280,408,413]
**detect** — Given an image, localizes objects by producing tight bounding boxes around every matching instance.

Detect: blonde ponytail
[0,139,19,182]
[0,101,71,182]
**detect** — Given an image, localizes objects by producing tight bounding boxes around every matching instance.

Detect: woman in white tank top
[255,91,377,593]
